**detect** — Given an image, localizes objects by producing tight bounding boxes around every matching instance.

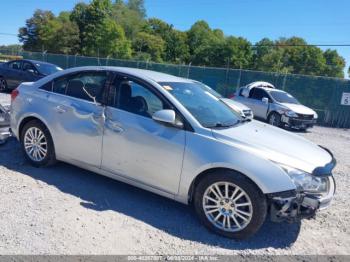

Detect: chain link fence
[1,49,350,128]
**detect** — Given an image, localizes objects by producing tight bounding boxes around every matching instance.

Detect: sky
[0,0,349,77]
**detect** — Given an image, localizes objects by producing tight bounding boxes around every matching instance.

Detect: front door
[101,75,186,194]
[247,88,270,119]
[48,70,109,167]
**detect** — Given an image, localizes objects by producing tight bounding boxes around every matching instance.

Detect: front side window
[52,71,107,102]
[249,88,269,101]
[159,81,240,128]
[22,62,38,74]
[111,77,166,118]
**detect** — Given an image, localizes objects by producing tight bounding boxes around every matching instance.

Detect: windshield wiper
[205,122,237,128]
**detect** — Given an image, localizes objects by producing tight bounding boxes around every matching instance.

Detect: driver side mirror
[152,109,183,128]
[26,69,36,75]
[262,97,269,104]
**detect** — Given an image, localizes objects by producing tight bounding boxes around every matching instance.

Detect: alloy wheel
[202,181,253,232]
[24,127,48,162]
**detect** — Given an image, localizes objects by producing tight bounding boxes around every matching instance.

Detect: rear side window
[40,81,53,92]
[53,77,68,94]
[8,61,22,70]
[51,71,108,102]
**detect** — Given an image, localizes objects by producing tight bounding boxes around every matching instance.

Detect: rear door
[101,74,186,194]
[247,88,270,119]
[4,60,23,89]
[47,70,109,167]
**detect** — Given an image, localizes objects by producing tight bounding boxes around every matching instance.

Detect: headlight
[285,110,298,118]
[279,164,328,194]
[314,112,318,119]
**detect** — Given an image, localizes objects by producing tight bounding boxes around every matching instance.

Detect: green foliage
[323,49,345,78]
[225,36,253,69]
[126,0,146,18]
[19,10,55,51]
[111,1,145,39]
[133,32,164,62]
[17,0,346,78]
[146,18,189,63]
[40,12,80,54]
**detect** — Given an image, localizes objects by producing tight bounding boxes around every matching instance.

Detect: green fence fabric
[2,50,350,128]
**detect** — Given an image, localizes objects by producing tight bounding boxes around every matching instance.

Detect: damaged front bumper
[268,176,335,222]
[281,115,317,129]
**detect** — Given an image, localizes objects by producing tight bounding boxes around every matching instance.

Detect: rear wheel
[0,77,7,92]
[268,112,282,127]
[193,171,267,239]
[20,120,56,167]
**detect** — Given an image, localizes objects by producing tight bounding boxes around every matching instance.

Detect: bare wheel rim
[202,181,253,232]
[24,127,48,162]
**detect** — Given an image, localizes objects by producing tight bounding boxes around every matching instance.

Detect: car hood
[211,120,332,174]
[280,103,316,115]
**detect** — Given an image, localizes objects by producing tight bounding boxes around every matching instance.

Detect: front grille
[297,113,314,120]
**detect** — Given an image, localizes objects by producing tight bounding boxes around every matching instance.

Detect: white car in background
[234,81,317,130]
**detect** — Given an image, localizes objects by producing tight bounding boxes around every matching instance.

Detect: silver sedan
[10,67,336,239]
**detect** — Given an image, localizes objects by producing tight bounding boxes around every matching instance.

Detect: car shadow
[0,138,301,250]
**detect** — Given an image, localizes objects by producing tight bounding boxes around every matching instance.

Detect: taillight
[228,94,235,99]
[11,89,19,102]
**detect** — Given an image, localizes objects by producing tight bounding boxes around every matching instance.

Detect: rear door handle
[54,105,67,114]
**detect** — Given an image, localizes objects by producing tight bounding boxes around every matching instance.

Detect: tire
[0,77,8,92]
[268,112,282,127]
[20,119,56,167]
[193,171,267,239]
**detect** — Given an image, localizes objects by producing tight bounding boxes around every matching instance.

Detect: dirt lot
[0,92,349,255]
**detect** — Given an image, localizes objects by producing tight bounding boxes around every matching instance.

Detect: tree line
[15,0,347,78]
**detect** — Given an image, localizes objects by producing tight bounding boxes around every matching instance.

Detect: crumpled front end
[268,147,336,222]
[269,176,335,222]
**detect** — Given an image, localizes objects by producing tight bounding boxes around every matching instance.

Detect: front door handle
[106,120,124,133]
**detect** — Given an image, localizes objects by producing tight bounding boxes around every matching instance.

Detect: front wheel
[20,120,56,167]
[268,112,282,127]
[193,171,267,239]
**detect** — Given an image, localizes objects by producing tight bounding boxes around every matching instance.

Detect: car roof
[8,59,57,66]
[244,81,276,90]
[59,66,194,83]
[24,59,58,66]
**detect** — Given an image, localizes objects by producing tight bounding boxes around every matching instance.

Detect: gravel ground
[0,93,349,255]
[0,92,10,105]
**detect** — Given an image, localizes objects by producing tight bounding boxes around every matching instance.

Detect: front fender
[176,131,296,204]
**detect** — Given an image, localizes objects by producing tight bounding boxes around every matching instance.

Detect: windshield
[34,63,62,75]
[159,81,240,128]
[197,82,223,98]
[269,90,300,104]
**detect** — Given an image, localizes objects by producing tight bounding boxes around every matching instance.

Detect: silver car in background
[11,67,335,239]
[196,82,253,120]
[234,81,318,130]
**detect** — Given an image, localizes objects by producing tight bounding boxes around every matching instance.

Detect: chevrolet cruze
[10,67,336,239]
